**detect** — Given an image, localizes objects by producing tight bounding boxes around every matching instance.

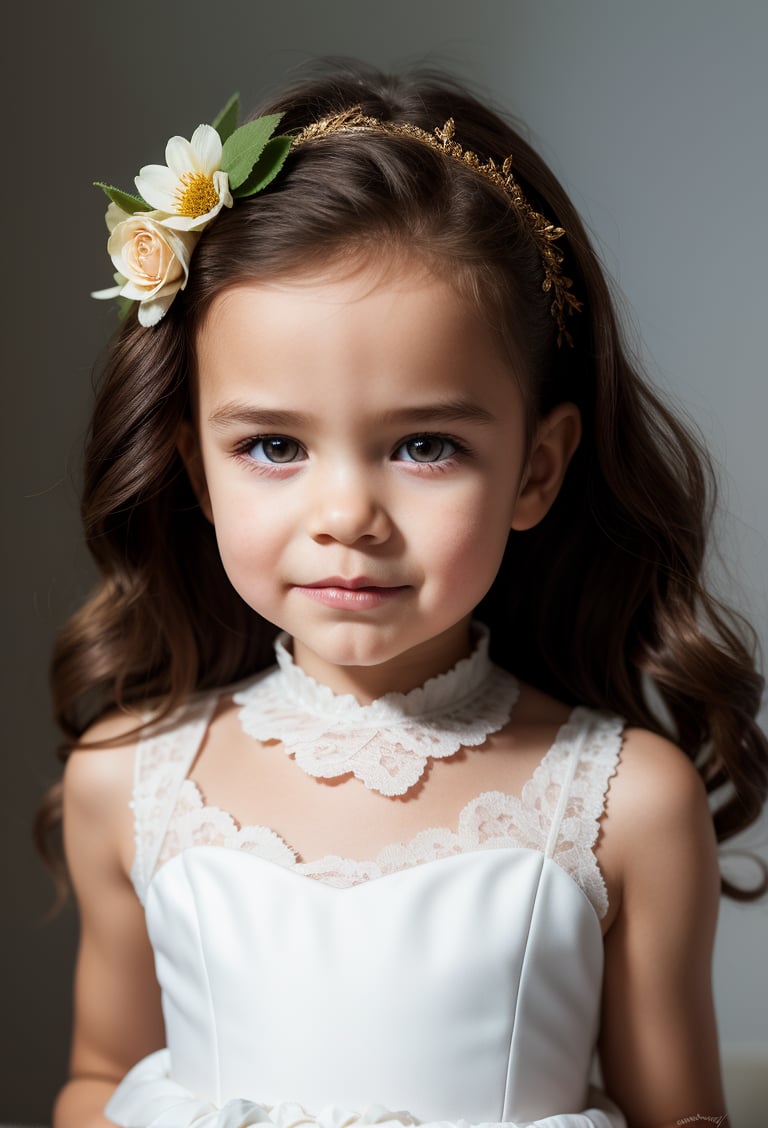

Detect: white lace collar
[233,624,519,796]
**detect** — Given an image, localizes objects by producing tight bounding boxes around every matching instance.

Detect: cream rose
[96,203,199,326]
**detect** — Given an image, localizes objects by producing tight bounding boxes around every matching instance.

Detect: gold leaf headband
[291,107,582,347]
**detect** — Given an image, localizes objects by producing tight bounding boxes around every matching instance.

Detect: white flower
[92,203,198,326]
[135,123,233,231]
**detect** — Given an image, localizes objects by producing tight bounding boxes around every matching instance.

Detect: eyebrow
[208,397,496,431]
[208,404,312,431]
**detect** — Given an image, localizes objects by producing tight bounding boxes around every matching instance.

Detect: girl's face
[181,253,577,695]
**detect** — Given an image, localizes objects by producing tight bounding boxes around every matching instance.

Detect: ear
[510,402,582,531]
[177,420,214,523]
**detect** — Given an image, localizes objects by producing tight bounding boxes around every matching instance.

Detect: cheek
[422,489,514,595]
[213,525,286,620]
[204,484,281,589]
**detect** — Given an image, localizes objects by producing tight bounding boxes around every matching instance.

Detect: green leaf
[94,182,150,214]
[220,113,284,190]
[117,296,135,320]
[232,136,292,197]
[211,92,240,144]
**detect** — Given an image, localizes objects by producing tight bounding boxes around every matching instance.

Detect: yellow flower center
[176,171,220,217]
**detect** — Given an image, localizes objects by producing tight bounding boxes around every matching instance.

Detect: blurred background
[2,0,767,1122]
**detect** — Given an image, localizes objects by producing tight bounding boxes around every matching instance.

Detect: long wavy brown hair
[38,62,767,898]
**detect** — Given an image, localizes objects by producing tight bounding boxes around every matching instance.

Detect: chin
[294,619,424,670]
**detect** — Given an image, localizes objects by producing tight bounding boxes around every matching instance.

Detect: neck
[290,618,476,704]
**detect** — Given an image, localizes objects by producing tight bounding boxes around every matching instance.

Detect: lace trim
[147,709,624,918]
[544,710,624,918]
[130,698,219,903]
[234,626,520,797]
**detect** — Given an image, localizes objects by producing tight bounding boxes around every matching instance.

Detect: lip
[293,578,410,610]
[303,576,402,590]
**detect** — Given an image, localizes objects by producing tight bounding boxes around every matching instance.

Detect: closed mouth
[302,577,406,591]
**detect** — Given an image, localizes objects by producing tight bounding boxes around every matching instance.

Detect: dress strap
[130,692,221,905]
[540,708,625,918]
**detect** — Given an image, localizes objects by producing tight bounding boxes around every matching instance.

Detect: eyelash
[232,433,472,475]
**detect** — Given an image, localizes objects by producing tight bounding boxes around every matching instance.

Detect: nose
[307,464,392,546]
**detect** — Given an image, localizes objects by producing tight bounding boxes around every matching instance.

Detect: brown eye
[248,436,304,463]
[396,435,455,463]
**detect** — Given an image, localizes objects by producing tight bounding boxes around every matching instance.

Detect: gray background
[3,0,767,1122]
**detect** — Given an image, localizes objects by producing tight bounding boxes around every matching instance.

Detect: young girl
[45,62,768,1128]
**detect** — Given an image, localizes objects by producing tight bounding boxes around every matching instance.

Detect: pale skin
[56,253,728,1128]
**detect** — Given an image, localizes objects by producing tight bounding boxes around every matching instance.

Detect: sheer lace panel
[132,700,624,918]
[130,694,220,903]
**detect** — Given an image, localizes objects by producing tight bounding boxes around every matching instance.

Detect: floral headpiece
[93,95,581,343]
[92,94,291,326]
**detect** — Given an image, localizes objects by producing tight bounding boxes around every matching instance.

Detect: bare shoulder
[600,726,720,921]
[64,709,143,802]
[606,726,714,847]
[63,708,145,879]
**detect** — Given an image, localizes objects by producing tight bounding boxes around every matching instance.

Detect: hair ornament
[91,94,291,326]
[92,94,581,343]
[291,107,582,346]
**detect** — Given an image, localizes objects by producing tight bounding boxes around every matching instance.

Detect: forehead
[193,253,523,420]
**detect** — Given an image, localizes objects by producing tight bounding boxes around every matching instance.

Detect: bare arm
[53,714,165,1128]
[598,729,727,1128]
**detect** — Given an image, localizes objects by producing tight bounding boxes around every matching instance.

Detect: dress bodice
[107,654,627,1128]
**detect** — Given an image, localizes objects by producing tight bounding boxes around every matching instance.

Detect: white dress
[106,632,627,1128]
